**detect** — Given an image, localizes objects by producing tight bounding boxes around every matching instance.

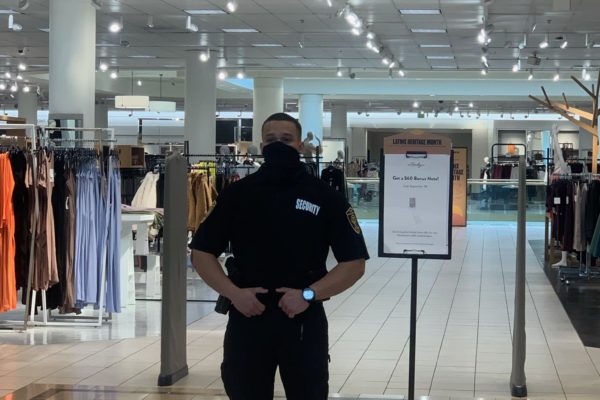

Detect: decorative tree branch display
[529,74,600,173]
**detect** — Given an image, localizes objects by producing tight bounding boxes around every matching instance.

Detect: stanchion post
[408,257,418,400]
[510,155,527,397]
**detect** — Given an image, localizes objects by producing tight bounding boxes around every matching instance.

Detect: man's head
[261,112,303,153]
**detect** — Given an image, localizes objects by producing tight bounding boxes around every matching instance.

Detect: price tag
[554,197,561,205]
[49,168,55,184]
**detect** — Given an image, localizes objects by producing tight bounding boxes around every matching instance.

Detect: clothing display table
[120,212,156,306]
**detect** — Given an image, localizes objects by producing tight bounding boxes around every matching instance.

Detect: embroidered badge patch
[346,207,361,234]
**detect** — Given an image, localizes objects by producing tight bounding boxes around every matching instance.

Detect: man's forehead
[264,121,296,133]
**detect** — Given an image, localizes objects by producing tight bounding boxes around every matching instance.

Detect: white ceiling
[1,0,600,114]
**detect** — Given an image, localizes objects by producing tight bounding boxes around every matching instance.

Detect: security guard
[190,112,369,400]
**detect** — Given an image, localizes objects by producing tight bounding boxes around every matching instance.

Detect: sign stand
[378,132,453,400]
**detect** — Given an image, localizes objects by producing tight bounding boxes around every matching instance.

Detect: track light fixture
[226,0,238,13]
[10,83,17,92]
[146,15,154,28]
[110,70,118,79]
[4,72,10,79]
[237,69,245,79]
[560,35,568,49]
[99,62,108,72]
[0,83,5,90]
[186,16,198,32]
[553,70,560,81]
[336,68,343,77]
[109,17,123,33]
[218,70,228,80]
[18,63,26,71]
[199,50,210,62]
[8,15,22,31]
[413,101,419,108]
[528,69,533,80]
[539,34,549,49]
[512,59,521,72]
[137,80,142,86]
[22,85,30,93]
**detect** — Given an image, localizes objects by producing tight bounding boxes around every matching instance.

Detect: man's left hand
[276,287,309,318]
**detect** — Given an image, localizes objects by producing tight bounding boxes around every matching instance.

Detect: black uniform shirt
[190,158,369,290]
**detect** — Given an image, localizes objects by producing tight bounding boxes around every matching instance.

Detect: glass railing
[346,177,547,222]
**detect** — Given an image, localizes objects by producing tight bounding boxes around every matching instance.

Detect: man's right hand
[229,287,268,318]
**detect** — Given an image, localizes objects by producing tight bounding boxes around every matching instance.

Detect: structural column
[49,0,96,128]
[17,90,37,125]
[330,103,348,139]
[298,94,323,141]
[252,78,283,148]
[95,102,109,129]
[185,51,217,154]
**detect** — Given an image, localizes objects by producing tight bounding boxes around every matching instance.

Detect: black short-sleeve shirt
[189,162,369,290]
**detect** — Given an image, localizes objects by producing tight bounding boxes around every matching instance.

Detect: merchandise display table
[120,212,156,306]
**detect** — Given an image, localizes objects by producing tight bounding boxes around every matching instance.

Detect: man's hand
[229,287,268,318]
[276,287,309,318]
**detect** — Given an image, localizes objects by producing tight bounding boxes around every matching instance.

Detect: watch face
[303,288,315,301]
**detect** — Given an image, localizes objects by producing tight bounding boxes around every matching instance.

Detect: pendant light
[114,71,149,109]
[148,73,176,112]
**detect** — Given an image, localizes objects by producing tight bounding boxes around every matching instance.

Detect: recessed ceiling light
[593,43,600,48]
[222,28,259,33]
[419,44,451,48]
[252,43,283,47]
[184,9,226,15]
[400,9,441,15]
[128,55,157,58]
[293,63,314,67]
[426,55,454,59]
[411,28,447,33]
[38,28,49,33]
[275,55,302,58]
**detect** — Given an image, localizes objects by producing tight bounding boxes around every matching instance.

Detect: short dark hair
[261,112,302,139]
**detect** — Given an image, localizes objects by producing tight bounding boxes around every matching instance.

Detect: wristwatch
[302,287,316,303]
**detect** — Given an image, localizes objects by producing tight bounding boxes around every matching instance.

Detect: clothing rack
[547,173,600,284]
[29,128,117,327]
[0,124,38,331]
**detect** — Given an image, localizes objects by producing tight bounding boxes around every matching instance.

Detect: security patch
[346,207,361,234]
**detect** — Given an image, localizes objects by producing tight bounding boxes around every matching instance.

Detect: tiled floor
[1,221,600,399]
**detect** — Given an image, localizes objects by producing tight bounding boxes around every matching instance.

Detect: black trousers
[221,302,329,400]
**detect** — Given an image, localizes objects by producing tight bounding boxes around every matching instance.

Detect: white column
[252,78,283,147]
[49,0,95,128]
[351,127,367,161]
[17,90,37,124]
[185,52,217,154]
[330,103,347,139]
[95,102,109,128]
[298,94,323,141]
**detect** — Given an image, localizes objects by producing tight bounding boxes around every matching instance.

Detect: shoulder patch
[346,207,361,234]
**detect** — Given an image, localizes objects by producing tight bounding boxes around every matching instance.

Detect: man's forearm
[192,250,239,299]
[310,259,365,301]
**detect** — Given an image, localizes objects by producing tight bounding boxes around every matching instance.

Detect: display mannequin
[302,131,321,162]
[335,150,344,164]
[552,251,568,267]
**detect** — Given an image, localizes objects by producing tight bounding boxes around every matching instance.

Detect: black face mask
[262,141,300,166]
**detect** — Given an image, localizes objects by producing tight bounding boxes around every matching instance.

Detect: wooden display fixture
[529,73,600,173]
[115,144,145,169]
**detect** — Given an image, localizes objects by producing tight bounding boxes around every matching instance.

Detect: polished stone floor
[0,222,600,399]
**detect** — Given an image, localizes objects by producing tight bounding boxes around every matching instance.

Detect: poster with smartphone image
[378,132,453,259]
